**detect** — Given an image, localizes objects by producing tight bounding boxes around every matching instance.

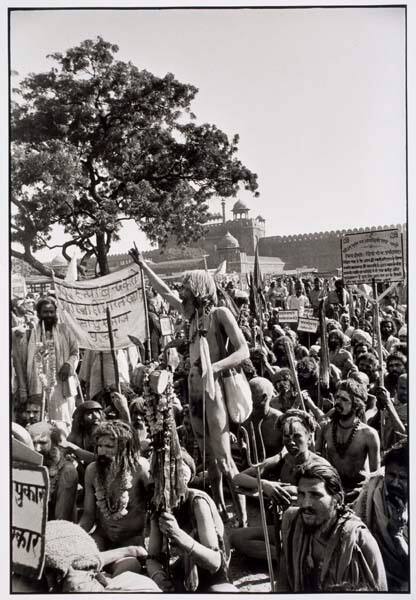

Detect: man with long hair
[129,248,249,526]
[277,462,387,592]
[316,377,381,501]
[80,420,150,551]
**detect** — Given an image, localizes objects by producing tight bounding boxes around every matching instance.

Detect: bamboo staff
[283,337,305,411]
[372,279,385,449]
[106,306,120,394]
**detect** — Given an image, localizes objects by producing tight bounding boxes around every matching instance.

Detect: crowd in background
[11,268,408,593]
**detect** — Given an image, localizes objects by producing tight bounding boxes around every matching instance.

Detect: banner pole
[139,264,152,362]
[372,278,385,451]
[106,306,121,394]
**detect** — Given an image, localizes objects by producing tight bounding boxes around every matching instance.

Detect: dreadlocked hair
[182,270,218,312]
[95,420,140,472]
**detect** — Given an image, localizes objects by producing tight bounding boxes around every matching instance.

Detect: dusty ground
[226,497,274,593]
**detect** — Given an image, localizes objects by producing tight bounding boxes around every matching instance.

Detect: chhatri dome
[232,199,250,220]
[218,231,240,249]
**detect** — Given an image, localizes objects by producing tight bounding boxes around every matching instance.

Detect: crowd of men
[11,253,408,593]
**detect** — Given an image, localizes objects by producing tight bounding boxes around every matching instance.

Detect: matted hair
[278,409,317,434]
[336,378,367,420]
[182,270,218,308]
[95,420,140,472]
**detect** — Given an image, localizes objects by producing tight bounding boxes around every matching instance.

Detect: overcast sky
[10,5,406,260]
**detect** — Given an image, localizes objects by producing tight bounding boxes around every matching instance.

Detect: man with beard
[231,410,330,561]
[380,317,400,354]
[354,444,409,591]
[80,420,150,551]
[328,330,357,379]
[307,277,325,316]
[65,401,104,464]
[129,248,248,527]
[28,421,79,521]
[384,352,407,397]
[339,313,355,338]
[26,298,79,426]
[277,463,387,592]
[316,378,380,501]
[270,368,299,412]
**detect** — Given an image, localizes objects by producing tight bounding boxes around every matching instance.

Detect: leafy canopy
[11,37,258,275]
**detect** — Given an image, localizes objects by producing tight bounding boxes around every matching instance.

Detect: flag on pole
[64,253,78,283]
[215,259,227,275]
[253,241,263,292]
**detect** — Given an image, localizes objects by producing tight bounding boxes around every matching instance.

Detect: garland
[142,362,187,513]
[34,333,57,393]
[94,468,133,521]
[331,417,360,458]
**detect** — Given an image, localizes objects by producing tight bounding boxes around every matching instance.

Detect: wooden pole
[138,262,152,362]
[106,306,120,394]
[372,279,385,450]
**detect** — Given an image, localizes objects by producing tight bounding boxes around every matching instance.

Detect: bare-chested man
[129,248,249,526]
[80,420,150,550]
[316,377,380,501]
[243,377,283,458]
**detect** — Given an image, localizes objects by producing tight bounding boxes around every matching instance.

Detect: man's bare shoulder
[85,462,97,483]
[357,422,379,439]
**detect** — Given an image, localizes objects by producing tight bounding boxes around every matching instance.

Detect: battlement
[263,224,406,244]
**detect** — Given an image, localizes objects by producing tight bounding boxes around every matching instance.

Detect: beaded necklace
[331,417,360,458]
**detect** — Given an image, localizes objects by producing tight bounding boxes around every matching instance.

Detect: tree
[11,37,258,277]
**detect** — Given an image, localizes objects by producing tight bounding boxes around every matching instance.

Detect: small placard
[12,463,49,579]
[160,316,174,337]
[303,307,315,319]
[277,310,299,323]
[297,318,319,333]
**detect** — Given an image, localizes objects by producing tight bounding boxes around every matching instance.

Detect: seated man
[328,329,357,379]
[146,451,237,593]
[12,519,156,593]
[28,421,78,521]
[79,420,150,550]
[270,368,299,412]
[231,410,330,561]
[66,400,105,464]
[354,444,409,591]
[277,463,387,592]
[243,377,283,459]
[316,377,380,500]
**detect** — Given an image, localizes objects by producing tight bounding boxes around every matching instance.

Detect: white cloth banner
[53,265,146,351]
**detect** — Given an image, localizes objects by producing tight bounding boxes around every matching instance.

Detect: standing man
[316,378,380,500]
[129,248,249,526]
[26,298,79,426]
[277,462,387,592]
[287,281,310,317]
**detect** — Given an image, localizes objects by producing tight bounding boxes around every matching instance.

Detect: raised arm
[129,248,183,313]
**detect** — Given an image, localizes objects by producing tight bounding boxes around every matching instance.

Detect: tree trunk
[11,248,64,279]
[96,232,110,276]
